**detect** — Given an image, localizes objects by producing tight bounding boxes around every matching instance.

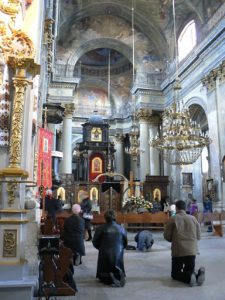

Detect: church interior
[0,0,225,299]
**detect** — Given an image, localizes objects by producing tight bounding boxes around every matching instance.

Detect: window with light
[178,20,196,61]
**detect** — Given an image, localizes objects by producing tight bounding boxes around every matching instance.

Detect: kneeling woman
[92,210,127,287]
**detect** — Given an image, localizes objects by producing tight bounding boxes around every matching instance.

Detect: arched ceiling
[53,0,224,119]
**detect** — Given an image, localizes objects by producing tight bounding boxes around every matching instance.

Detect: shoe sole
[110,273,121,287]
[197,267,205,286]
[189,273,197,287]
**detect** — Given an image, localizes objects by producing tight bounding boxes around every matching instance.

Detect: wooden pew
[55,211,170,231]
[123,212,169,230]
[195,211,225,237]
[39,245,76,297]
[39,216,76,297]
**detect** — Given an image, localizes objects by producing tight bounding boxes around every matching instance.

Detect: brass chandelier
[151,0,211,165]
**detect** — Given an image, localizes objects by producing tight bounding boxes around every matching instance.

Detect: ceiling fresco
[54,0,224,119]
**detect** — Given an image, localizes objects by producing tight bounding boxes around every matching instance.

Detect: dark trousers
[171,256,195,283]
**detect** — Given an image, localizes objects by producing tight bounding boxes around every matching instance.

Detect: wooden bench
[195,211,225,237]
[39,216,76,297]
[91,212,169,231]
[123,212,169,231]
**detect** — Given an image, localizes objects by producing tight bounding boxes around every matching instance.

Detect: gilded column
[0,2,40,273]
[137,108,152,182]
[61,103,75,174]
[149,115,160,175]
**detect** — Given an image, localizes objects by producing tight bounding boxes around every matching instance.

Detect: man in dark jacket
[92,210,127,287]
[164,200,205,287]
[80,192,93,241]
[45,188,62,225]
[62,204,85,265]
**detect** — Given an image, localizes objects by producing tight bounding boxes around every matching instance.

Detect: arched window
[178,20,196,61]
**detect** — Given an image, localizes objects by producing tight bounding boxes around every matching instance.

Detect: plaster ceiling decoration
[53,0,224,119]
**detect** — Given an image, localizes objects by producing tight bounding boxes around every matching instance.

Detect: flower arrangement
[122,195,153,211]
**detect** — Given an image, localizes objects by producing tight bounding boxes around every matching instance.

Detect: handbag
[83,212,93,220]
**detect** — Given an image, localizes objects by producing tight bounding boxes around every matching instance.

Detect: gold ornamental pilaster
[9,76,29,169]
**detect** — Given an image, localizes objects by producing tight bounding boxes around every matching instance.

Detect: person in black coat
[92,210,127,287]
[80,192,93,241]
[45,189,63,225]
[62,204,85,265]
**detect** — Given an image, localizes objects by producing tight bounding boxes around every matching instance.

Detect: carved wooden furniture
[39,245,76,297]
[143,175,169,202]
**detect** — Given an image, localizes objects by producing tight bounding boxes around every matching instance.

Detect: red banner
[37,127,53,188]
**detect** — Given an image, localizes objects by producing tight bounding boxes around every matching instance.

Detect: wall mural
[57,15,164,73]
[74,87,111,117]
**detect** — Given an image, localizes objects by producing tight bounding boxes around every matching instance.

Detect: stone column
[202,66,223,203]
[149,116,160,175]
[131,158,139,180]
[61,103,75,174]
[114,134,124,175]
[137,108,151,182]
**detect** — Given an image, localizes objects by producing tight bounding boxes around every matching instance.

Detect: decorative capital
[202,61,225,90]
[137,108,152,122]
[7,56,40,77]
[114,134,124,143]
[64,103,75,117]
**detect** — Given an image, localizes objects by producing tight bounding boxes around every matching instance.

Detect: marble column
[131,158,139,180]
[149,116,160,175]
[137,108,151,182]
[115,134,124,175]
[61,103,75,174]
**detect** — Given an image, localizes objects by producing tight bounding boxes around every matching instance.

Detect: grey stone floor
[43,228,225,300]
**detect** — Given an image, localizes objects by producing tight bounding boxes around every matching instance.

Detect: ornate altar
[73,115,115,182]
[143,175,169,202]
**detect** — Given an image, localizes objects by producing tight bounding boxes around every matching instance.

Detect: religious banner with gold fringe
[37,127,53,188]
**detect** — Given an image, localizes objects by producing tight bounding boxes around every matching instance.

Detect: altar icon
[153,188,161,201]
[92,157,102,173]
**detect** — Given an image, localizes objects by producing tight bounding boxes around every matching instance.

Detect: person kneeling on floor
[92,210,127,287]
[135,230,154,252]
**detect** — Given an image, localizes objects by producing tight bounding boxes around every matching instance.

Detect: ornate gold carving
[0,219,28,224]
[3,229,17,257]
[0,29,34,60]
[0,0,20,17]
[7,180,18,206]
[44,18,54,73]
[8,77,29,168]
[137,108,152,122]
[64,103,75,116]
